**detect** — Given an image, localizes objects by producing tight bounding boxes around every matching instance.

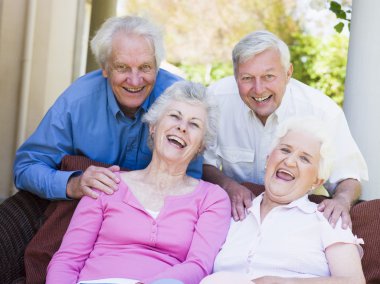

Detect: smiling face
[264,130,324,204]
[236,48,293,125]
[102,33,157,118]
[151,100,207,166]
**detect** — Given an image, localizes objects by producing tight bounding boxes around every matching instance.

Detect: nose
[177,121,187,133]
[127,70,142,86]
[284,154,297,167]
[252,78,264,94]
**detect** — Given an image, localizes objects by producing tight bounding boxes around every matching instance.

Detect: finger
[322,204,334,223]
[93,167,120,186]
[235,201,247,221]
[87,178,117,194]
[317,201,326,211]
[231,202,240,221]
[82,186,99,199]
[328,207,343,228]
[243,193,253,209]
[341,210,352,230]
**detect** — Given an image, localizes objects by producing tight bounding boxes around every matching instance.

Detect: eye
[113,63,129,73]
[140,64,153,72]
[190,122,200,128]
[280,147,290,154]
[240,75,252,82]
[300,156,310,163]
[169,113,180,120]
[264,74,275,81]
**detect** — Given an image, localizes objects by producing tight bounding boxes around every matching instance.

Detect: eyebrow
[169,109,203,122]
[279,143,314,158]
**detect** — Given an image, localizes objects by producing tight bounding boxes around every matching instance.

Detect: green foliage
[329,1,351,33]
[176,62,233,86]
[289,33,348,105]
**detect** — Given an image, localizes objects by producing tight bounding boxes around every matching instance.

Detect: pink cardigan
[46,178,231,284]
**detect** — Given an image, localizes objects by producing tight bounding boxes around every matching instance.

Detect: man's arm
[318,178,361,229]
[202,164,255,221]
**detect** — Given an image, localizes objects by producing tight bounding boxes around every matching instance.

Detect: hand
[318,196,352,229]
[66,165,120,199]
[225,182,254,221]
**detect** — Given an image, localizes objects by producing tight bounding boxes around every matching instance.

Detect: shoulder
[207,76,243,108]
[51,70,107,112]
[288,78,342,116]
[198,180,230,204]
[208,76,238,96]
[154,69,183,92]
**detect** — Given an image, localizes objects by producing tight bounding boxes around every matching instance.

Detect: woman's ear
[149,124,156,136]
[312,178,325,190]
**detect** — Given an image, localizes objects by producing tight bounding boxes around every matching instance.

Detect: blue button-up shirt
[14,69,203,199]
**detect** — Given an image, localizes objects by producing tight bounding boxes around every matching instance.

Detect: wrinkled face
[264,130,323,204]
[151,100,207,165]
[236,48,293,125]
[103,33,157,118]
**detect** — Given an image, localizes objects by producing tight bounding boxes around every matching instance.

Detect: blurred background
[1,0,378,200]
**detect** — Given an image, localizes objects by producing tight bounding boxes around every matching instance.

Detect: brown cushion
[351,199,380,283]
[24,155,122,284]
[0,191,49,284]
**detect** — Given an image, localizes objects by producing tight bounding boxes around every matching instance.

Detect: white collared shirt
[204,76,368,190]
[213,194,363,279]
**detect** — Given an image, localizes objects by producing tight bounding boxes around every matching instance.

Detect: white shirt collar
[248,192,317,217]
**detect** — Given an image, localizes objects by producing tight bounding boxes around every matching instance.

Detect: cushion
[24,155,121,284]
[351,199,380,283]
[0,191,49,283]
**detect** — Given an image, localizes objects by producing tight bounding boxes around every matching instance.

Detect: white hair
[143,81,219,151]
[90,15,165,70]
[232,30,291,76]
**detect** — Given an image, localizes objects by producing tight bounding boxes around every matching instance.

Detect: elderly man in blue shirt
[14,15,202,200]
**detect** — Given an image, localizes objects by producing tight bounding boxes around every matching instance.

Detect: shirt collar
[248,192,317,216]
[106,77,151,119]
[275,79,296,124]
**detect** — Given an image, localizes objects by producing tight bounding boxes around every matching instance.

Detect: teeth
[167,135,186,148]
[253,95,270,102]
[125,86,144,93]
[278,169,294,176]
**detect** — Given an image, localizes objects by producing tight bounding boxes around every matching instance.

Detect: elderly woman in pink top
[46,81,231,284]
[201,117,365,284]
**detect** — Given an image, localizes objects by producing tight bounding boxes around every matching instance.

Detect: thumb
[108,165,121,172]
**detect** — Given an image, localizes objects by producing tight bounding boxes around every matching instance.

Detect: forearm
[202,164,240,191]
[14,158,75,199]
[332,178,362,207]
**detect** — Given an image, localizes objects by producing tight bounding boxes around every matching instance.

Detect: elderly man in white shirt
[202,30,368,228]
[201,117,365,284]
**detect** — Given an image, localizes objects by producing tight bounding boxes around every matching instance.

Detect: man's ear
[286,63,293,82]
[102,69,108,78]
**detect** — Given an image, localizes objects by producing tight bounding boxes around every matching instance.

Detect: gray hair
[268,117,333,181]
[90,15,165,70]
[232,30,291,76]
[143,81,219,151]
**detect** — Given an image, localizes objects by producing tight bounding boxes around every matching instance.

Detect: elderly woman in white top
[201,117,365,284]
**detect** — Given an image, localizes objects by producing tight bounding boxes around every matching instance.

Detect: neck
[260,194,281,221]
[142,154,189,191]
